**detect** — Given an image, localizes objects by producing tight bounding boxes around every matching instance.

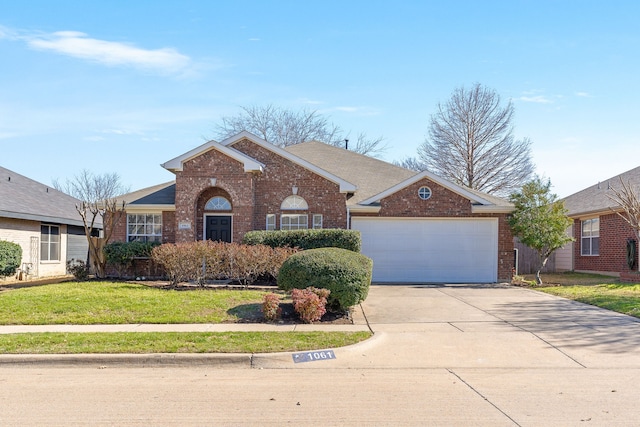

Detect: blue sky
[1,0,638,198]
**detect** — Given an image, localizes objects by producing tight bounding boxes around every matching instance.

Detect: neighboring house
[0,166,97,280]
[113,131,514,283]
[555,166,640,277]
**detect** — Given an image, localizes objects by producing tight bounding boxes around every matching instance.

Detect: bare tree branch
[607,178,640,271]
[213,104,387,157]
[417,83,535,196]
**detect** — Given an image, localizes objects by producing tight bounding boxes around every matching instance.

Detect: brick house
[114,131,515,283]
[0,166,96,280]
[554,166,640,278]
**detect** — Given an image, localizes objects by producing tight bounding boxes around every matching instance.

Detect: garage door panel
[352,218,498,283]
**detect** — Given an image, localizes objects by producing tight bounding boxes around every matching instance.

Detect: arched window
[281,195,308,210]
[205,196,231,210]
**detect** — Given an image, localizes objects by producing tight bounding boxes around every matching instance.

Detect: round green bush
[0,240,22,278]
[277,247,373,311]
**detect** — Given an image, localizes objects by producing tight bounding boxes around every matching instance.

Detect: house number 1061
[292,350,336,363]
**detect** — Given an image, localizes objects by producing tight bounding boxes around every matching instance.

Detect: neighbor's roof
[285,141,414,205]
[0,166,88,227]
[562,165,640,217]
[116,181,176,208]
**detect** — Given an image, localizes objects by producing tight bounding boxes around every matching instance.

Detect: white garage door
[351,217,498,283]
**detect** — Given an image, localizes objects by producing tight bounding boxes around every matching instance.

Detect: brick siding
[573,213,638,273]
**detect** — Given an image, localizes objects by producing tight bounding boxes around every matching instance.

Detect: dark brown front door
[205,216,232,242]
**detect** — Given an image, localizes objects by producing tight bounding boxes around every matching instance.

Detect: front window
[581,218,599,256]
[312,214,323,229]
[266,214,276,231]
[281,195,308,210]
[281,214,308,230]
[205,196,231,211]
[41,224,60,261]
[128,213,162,242]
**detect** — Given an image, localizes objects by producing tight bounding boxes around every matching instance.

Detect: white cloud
[575,91,591,97]
[519,95,554,104]
[248,38,260,42]
[329,106,381,116]
[8,27,192,75]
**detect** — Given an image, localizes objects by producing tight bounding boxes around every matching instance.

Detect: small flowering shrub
[262,293,282,322]
[291,287,330,323]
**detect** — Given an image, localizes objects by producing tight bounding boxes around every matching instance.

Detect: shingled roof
[562,166,640,217]
[0,166,87,227]
[285,141,415,205]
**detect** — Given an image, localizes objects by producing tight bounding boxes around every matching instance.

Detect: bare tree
[394,156,427,172]
[416,83,534,196]
[608,178,640,271]
[214,104,387,157]
[53,170,129,278]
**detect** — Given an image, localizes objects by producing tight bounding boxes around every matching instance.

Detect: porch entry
[205,215,232,242]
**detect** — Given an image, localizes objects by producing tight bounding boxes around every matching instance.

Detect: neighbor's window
[281,214,308,230]
[127,214,162,242]
[266,214,276,231]
[281,195,308,210]
[312,214,323,229]
[581,218,599,256]
[40,224,60,261]
[205,196,231,210]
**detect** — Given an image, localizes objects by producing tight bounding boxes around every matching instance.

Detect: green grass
[0,331,372,354]
[0,281,372,353]
[535,273,640,319]
[0,281,268,325]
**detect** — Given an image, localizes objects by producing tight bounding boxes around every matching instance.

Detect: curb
[0,353,253,368]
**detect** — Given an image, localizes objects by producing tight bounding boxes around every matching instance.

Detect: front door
[205,215,232,242]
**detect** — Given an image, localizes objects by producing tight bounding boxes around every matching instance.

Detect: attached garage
[352,217,498,283]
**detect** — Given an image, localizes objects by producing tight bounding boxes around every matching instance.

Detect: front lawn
[0,281,268,325]
[0,331,371,354]
[0,281,372,353]
[530,272,640,319]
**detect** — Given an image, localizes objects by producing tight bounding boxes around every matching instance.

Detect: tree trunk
[535,254,549,286]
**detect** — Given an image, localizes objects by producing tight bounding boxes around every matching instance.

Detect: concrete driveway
[256,283,640,425]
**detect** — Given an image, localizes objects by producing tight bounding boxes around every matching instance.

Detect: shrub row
[278,247,373,311]
[104,241,160,278]
[242,229,361,253]
[0,240,22,278]
[151,241,297,286]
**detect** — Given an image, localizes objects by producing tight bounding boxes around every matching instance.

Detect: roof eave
[125,204,176,212]
[471,205,515,214]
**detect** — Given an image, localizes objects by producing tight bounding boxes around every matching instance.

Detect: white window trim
[40,224,61,262]
[280,214,308,230]
[127,213,163,243]
[266,214,276,231]
[312,214,323,229]
[581,217,600,256]
[418,186,432,200]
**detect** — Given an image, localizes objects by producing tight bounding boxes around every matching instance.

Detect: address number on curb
[292,350,336,363]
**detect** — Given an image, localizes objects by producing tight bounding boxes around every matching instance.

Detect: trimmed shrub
[278,247,373,310]
[262,293,282,322]
[243,229,361,253]
[0,240,22,278]
[151,241,297,286]
[104,241,160,278]
[291,287,330,323]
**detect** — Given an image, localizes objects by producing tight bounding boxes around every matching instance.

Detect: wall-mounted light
[210,178,217,186]
[292,186,298,195]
